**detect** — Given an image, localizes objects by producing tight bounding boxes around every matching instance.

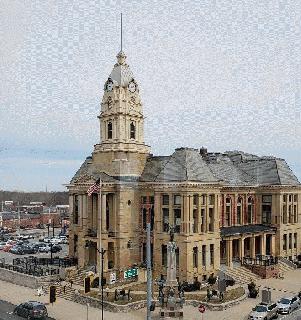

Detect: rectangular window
[162,194,169,206]
[288,205,292,223]
[201,208,206,232]
[208,208,214,232]
[294,205,298,223]
[193,247,198,268]
[289,233,292,249]
[262,195,272,203]
[283,194,287,203]
[174,209,181,233]
[193,194,198,206]
[283,205,287,224]
[289,194,293,202]
[193,209,198,233]
[201,195,206,205]
[283,234,287,251]
[237,205,241,225]
[174,195,181,205]
[73,195,79,225]
[162,208,169,232]
[162,245,167,267]
[210,244,214,265]
[74,234,78,254]
[262,195,272,224]
[225,205,230,226]
[149,196,154,204]
[141,196,147,204]
[209,194,215,205]
[294,194,298,203]
[202,245,206,266]
[294,233,297,249]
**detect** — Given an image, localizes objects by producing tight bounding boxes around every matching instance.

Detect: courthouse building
[67,51,301,283]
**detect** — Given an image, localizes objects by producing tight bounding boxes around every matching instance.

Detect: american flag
[87,179,100,196]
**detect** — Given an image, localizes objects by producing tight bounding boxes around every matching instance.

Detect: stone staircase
[278,259,296,274]
[222,265,261,284]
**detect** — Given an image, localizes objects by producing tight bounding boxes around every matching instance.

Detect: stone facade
[67,51,301,284]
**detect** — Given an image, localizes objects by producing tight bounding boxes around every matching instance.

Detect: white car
[277,296,300,314]
[50,238,61,245]
[248,302,279,320]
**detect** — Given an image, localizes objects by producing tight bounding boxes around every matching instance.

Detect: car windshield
[279,298,290,304]
[254,305,267,312]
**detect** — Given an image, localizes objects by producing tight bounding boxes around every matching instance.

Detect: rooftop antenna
[120,13,123,52]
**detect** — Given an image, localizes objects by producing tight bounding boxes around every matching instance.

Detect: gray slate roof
[140,148,218,183]
[140,149,300,186]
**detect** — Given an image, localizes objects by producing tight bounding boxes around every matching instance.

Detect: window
[202,245,206,266]
[210,244,214,265]
[225,197,231,226]
[141,196,147,204]
[200,208,206,232]
[162,194,169,206]
[294,205,298,223]
[247,197,254,224]
[283,194,287,203]
[142,208,147,230]
[294,194,298,203]
[193,247,198,268]
[262,195,272,224]
[193,209,198,233]
[288,205,292,223]
[74,234,78,254]
[73,195,79,224]
[107,122,113,139]
[237,197,243,225]
[209,194,215,205]
[174,209,181,233]
[283,234,287,251]
[289,233,292,249]
[162,245,167,267]
[294,233,297,249]
[174,195,181,205]
[283,204,287,224]
[193,194,198,206]
[289,194,292,202]
[201,195,206,205]
[130,122,136,139]
[208,208,214,232]
[162,208,169,232]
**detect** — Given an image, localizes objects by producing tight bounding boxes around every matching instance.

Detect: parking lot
[0,228,69,265]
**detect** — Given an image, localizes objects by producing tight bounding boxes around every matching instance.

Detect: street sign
[198,304,206,313]
[109,272,116,284]
[124,267,138,279]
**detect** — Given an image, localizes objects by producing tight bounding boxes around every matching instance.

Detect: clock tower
[92,51,151,177]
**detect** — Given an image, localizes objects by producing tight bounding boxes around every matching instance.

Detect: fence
[242,255,278,267]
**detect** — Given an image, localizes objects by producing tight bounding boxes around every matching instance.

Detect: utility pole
[18,202,20,236]
[146,196,152,320]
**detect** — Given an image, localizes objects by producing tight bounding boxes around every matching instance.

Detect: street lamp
[85,240,106,320]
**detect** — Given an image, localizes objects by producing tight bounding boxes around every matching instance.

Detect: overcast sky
[1,0,301,191]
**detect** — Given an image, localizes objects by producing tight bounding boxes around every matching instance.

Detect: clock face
[128,81,137,93]
[106,79,114,92]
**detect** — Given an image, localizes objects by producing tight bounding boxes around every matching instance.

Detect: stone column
[206,245,211,271]
[261,234,266,256]
[239,237,245,261]
[154,193,161,232]
[78,194,83,227]
[251,236,256,258]
[226,239,233,268]
[182,195,189,234]
[82,194,88,231]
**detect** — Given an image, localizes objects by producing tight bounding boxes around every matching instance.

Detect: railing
[242,255,278,267]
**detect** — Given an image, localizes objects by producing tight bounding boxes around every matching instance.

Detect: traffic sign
[198,304,206,313]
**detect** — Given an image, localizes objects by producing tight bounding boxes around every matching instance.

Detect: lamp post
[85,240,106,320]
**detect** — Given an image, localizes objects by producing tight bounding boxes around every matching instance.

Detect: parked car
[277,296,300,314]
[51,244,62,253]
[50,237,62,245]
[22,245,38,254]
[10,246,24,255]
[3,244,13,252]
[39,246,51,253]
[13,301,48,319]
[0,242,7,250]
[248,302,279,320]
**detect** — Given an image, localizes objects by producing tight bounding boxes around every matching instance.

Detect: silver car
[248,302,278,320]
[277,296,300,314]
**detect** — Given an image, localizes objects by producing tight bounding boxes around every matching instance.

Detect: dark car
[51,245,62,253]
[10,246,24,255]
[13,301,48,319]
[22,246,38,254]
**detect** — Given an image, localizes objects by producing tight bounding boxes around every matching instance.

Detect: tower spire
[120,13,123,52]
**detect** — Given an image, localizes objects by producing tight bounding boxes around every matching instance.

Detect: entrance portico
[220,225,277,268]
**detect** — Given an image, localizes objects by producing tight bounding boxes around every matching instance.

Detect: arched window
[237,197,243,225]
[225,197,231,226]
[107,122,113,139]
[130,122,136,139]
[247,197,254,224]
